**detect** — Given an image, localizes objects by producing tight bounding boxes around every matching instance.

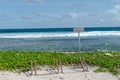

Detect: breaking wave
[0,31,120,38]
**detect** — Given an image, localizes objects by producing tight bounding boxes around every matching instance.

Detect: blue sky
[0,0,120,29]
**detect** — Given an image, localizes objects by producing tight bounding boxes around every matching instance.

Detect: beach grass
[0,51,119,75]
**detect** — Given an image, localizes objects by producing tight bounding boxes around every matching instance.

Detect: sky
[0,0,120,29]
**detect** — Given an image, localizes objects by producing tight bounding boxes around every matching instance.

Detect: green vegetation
[81,51,120,75]
[94,67,108,73]
[0,51,119,75]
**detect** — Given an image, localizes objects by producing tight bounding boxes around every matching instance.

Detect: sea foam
[0,31,120,38]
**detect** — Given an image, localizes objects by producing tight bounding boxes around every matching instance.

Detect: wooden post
[30,60,33,76]
[59,59,63,73]
[80,58,86,72]
[78,58,89,72]
[78,57,83,68]
[82,59,89,72]
[56,59,59,73]
[34,60,37,75]
[56,59,63,73]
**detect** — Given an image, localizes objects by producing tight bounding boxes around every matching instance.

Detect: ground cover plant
[0,51,119,75]
[81,51,120,75]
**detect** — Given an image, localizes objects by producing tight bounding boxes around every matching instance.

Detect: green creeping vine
[0,51,119,75]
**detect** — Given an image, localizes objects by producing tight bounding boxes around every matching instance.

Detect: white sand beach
[0,66,119,80]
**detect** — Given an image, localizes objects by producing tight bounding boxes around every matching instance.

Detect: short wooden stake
[78,58,89,72]
[60,64,63,73]
[83,59,88,72]
[56,59,63,73]
[30,60,33,76]
[78,58,84,68]
[34,60,37,75]
[59,59,63,73]
[56,60,59,73]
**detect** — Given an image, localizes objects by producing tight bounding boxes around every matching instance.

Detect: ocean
[0,27,120,52]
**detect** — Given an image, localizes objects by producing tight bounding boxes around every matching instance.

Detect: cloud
[33,12,81,25]
[111,0,120,2]
[24,0,45,3]
[108,5,120,14]
[99,18,105,23]
[34,12,91,22]
[62,13,88,19]
[31,10,119,27]
[0,15,7,19]
[108,5,120,22]
[67,13,78,19]
[67,2,87,11]
[20,16,33,20]
[34,13,63,20]
[0,15,9,21]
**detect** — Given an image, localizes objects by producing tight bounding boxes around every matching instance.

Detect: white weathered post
[74,27,84,57]
[74,28,89,71]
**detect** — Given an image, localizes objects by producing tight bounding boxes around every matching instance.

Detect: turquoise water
[0,27,120,33]
[0,27,120,52]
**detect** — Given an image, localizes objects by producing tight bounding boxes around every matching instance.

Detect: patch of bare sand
[0,66,119,80]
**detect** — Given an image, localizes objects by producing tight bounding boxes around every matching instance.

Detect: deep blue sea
[0,27,120,52]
